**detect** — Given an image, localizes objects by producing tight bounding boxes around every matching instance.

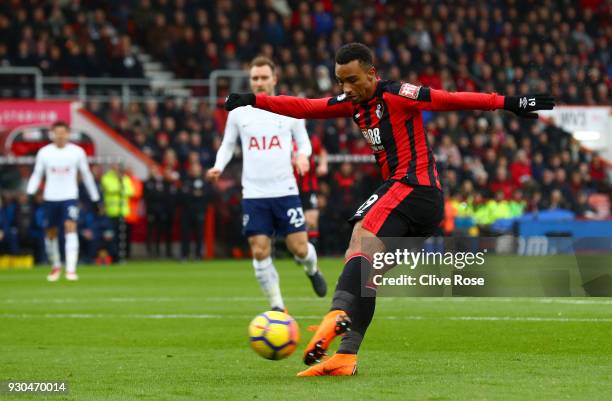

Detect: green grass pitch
[1,258,612,401]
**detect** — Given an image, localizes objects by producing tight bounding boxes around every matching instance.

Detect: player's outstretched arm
[390,84,554,119]
[225,93,353,119]
[208,109,240,183]
[26,151,45,196]
[78,149,100,202]
[292,119,312,176]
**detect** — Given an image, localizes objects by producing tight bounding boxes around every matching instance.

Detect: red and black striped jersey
[255,81,505,189]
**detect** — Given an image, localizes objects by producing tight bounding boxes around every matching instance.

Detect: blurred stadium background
[1,2,612,400]
[0,0,610,266]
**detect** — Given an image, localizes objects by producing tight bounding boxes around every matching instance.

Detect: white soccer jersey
[214,105,312,199]
[26,143,100,202]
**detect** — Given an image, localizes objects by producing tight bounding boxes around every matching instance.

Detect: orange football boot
[303,310,351,365]
[297,353,357,377]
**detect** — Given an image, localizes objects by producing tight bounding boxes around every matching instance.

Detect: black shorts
[348,180,444,237]
[299,191,318,211]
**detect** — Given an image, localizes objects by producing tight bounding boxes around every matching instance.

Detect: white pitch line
[0,297,191,304]
[0,296,320,304]
[2,297,612,305]
[1,313,611,323]
[447,316,612,322]
[0,313,228,319]
[395,298,612,305]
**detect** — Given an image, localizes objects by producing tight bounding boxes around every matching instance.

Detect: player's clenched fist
[293,154,310,176]
[205,167,222,182]
[225,93,255,111]
[503,93,555,119]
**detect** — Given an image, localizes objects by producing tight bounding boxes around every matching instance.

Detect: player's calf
[293,242,327,297]
[44,235,62,271]
[64,231,79,276]
[252,256,285,311]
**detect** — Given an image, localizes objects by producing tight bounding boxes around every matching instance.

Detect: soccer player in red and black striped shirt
[294,135,328,246]
[226,43,554,376]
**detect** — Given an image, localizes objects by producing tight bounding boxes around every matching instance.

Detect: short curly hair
[335,43,374,68]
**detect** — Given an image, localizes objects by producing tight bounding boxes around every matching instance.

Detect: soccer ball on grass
[248,311,300,360]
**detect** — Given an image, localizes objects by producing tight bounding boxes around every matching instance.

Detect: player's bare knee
[64,220,77,233]
[285,232,308,258]
[248,235,271,260]
[344,223,382,260]
[250,241,271,260]
[345,226,364,259]
[290,241,308,259]
[345,242,363,260]
[46,227,58,239]
[252,247,270,260]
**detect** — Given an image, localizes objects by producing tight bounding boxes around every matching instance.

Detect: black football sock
[330,254,367,312]
[337,288,376,355]
[331,255,377,355]
[337,330,364,354]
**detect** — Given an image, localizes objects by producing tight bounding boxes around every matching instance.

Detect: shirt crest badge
[399,83,420,99]
[375,102,384,119]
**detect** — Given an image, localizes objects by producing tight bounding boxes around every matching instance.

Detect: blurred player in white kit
[207,56,327,311]
[26,121,100,281]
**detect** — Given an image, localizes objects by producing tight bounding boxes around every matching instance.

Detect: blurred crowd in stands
[0,0,610,258]
[1,0,608,103]
[0,1,144,78]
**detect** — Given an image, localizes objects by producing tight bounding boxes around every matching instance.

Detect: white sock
[45,237,61,268]
[253,257,284,310]
[295,242,318,276]
[65,233,79,274]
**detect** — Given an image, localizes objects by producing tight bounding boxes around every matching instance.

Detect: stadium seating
[0,0,609,257]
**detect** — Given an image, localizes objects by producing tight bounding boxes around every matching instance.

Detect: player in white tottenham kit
[26,121,100,281]
[206,56,327,311]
